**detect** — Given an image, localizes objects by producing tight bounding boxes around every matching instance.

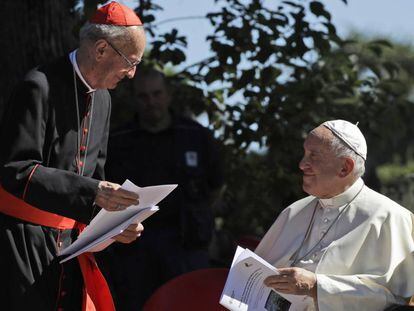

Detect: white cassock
[255,178,414,311]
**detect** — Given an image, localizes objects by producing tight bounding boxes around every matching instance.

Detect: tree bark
[0,0,78,120]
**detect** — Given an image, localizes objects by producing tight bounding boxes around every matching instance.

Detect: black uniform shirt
[106,116,223,237]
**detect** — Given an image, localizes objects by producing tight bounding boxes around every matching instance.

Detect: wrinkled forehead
[130,26,146,51]
[304,126,334,151]
[113,26,146,54]
[310,125,334,141]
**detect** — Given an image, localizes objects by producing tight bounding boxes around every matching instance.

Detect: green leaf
[309,1,331,20]
[370,39,393,48]
[282,1,304,9]
[382,61,400,78]
[367,45,383,57]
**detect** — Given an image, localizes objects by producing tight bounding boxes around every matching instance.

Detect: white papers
[220,246,308,311]
[59,180,177,263]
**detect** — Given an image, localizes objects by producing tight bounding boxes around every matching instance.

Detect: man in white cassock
[255,120,414,311]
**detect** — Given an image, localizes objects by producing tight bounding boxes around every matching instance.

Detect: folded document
[59,180,177,263]
[220,246,308,311]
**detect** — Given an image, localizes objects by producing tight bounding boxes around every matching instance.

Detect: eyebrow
[304,145,325,155]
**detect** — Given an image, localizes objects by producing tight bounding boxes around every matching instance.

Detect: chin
[106,82,119,90]
[107,81,119,90]
[302,182,316,196]
[105,78,122,90]
[302,185,312,196]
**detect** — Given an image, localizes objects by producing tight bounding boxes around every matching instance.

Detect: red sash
[0,186,115,311]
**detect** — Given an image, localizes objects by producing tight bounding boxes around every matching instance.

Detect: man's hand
[113,223,144,244]
[95,181,139,211]
[264,267,317,299]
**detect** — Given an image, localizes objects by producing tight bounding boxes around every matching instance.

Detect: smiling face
[299,126,346,198]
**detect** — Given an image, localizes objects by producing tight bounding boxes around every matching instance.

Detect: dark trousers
[0,214,83,311]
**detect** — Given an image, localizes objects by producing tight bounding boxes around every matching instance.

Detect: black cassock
[0,55,111,310]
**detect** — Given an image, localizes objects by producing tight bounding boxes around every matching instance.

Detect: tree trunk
[0,0,78,120]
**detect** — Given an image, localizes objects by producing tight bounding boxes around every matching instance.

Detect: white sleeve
[316,274,405,311]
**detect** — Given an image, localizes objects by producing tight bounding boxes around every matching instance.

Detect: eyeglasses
[106,40,141,69]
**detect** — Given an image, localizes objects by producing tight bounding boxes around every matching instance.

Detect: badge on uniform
[185,151,198,167]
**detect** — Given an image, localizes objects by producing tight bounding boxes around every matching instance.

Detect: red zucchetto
[90,1,142,26]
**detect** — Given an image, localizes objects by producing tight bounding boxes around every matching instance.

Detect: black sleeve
[0,73,99,223]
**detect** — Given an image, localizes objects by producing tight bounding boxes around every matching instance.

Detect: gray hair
[330,135,366,178]
[79,22,142,46]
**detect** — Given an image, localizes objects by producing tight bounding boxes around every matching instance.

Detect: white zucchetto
[322,119,367,160]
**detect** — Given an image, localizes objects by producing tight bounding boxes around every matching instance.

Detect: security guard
[100,68,224,310]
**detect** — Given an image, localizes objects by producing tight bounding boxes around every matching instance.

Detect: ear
[94,39,108,61]
[339,157,355,178]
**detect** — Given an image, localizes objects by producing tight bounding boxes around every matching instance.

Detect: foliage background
[2,0,414,263]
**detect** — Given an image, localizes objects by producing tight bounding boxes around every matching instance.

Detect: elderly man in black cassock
[0,2,146,310]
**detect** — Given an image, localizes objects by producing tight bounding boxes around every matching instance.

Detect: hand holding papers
[220,246,307,311]
[59,180,177,263]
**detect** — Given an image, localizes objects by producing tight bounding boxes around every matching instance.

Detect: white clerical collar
[319,178,364,209]
[69,50,96,93]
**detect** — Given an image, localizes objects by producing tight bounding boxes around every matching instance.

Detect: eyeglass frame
[106,39,141,69]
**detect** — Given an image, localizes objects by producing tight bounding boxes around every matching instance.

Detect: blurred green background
[2,0,414,264]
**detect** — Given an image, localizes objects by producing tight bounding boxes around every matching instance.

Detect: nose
[126,66,137,79]
[146,95,156,107]
[299,155,308,171]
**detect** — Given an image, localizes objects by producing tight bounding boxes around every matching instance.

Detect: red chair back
[236,235,261,251]
[143,268,229,311]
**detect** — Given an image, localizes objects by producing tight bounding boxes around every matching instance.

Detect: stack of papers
[59,180,177,263]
